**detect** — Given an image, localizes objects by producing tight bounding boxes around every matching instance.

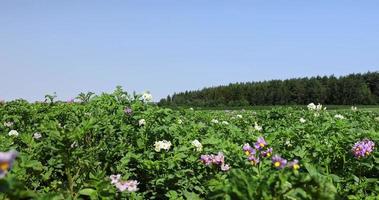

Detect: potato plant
[0,88,378,199]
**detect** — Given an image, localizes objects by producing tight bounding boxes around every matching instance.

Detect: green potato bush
[0,88,378,199]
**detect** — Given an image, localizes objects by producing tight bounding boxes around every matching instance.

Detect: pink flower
[115,180,139,192]
[213,152,225,165]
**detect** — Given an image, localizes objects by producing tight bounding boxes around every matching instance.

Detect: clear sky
[1,0,378,102]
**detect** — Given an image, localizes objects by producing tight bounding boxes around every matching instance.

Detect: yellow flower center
[0,162,9,171]
[293,164,300,170]
[259,143,265,147]
[250,161,257,165]
[245,151,250,156]
[267,153,271,157]
[274,162,280,167]
[366,152,370,155]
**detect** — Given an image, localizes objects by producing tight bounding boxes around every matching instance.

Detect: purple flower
[0,150,18,179]
[200,154,213,165]
[352,139,375,158]
[243,143,256,156]
[124,107,133,115]
[261,148,273,158]
[272,155,287,169]
[67,98,75,103]
[254,137,267,150]
[248,155,260,165]
[288,159,300,170]
[200,155,212,165]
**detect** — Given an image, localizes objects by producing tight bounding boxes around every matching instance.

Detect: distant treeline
[159,72,379,107]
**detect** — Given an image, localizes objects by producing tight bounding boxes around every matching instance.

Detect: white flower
[3,122,13,127]
[211,119,219,124]
[110,174,121,184]
[236,114,243,119]
[314,113,320,117]
[222,121,229,125]
[308,103,325,111]
[299,118,306,123]
[154,140,172,152]
[221,164,230,171]
[178,119,183,124]
[254,122,262,132]
[316,104,323,111]
[8,130,19,136]
[351,106,357,111]
[334,114,345,119]
[141,92,153,102]
[125,180,139,192]
[33,132,42,139]
[70,141,78,148]
[139,119,146,126]
[285,140,292,147]
[307,103,316,110]
[189,107,194,111]
[191,139,203,152]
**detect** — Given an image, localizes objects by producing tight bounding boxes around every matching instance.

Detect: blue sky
[0,0,378,101]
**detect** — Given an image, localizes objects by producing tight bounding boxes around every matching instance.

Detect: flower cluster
[154,140,172,152]
[200,152,230,171]
[351,106,358,111]
[211,119,219,124]
[243,137,271,165]
[272,155,300,170]
[139,119,146,126]
[254,122,262,132]
[8,130,19,137]
[33,132,42,139]
[222,121,229,125]
[307,103,325,111]
[334,114,345,119]
[110,174,139,192]
[3,121,13,127]
[352,139,375,158]
[0,150,18,179]
[191,139,203,152]
[272,155,287,169]
[141,92,153,102]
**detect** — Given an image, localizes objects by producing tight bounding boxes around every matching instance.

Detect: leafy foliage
[0,88,378,199]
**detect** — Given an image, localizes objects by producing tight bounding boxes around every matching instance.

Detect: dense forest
[159,72,379,107]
